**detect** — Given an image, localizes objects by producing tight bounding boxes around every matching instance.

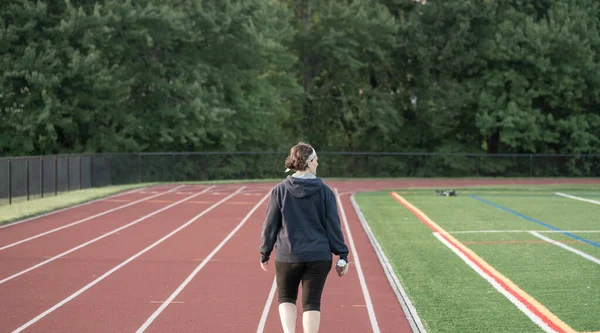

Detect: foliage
[1,0,599,162]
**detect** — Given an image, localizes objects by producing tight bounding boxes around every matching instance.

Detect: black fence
[1,152,599,205]
[0,155,112,205]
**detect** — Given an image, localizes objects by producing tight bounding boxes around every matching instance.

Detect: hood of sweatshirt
[281,176,323,199]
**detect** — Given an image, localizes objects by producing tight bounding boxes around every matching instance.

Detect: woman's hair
[284,142,315,171]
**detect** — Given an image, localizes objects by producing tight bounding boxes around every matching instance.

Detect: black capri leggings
[275,260,332,312]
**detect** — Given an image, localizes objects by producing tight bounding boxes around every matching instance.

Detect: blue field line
[470,195,600,249]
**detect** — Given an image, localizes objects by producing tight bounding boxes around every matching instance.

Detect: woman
[259,142,350,333]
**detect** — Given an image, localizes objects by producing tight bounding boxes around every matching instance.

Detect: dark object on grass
[436,189,457,196]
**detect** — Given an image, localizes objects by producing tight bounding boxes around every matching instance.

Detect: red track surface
[0,179,598,333]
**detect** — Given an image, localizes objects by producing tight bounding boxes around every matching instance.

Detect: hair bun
[284,142,314,172]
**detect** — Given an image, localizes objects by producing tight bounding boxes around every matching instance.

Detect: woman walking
[259,142,350,333]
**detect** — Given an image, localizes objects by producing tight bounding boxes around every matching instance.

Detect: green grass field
[355,185,600,333]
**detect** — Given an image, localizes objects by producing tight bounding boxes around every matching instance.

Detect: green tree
[391,0,600,155]
[282,0,403,151]
[476,0,600,154]
[1,1,66,155]
[1,0,299,156]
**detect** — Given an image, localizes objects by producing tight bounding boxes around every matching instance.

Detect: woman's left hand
[260,260,269,272]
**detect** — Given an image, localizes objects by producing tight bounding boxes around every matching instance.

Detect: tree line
[2,0,599,157]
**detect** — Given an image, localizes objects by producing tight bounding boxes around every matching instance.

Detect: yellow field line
[391,192,578,333]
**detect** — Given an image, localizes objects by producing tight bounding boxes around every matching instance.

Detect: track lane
[135,191,271,333]
[0,187,212,281]
[8,187,256,333]
[0,186,149,230]
[0,187,233,333]
[0,185,178,247]
[0,186,184,250]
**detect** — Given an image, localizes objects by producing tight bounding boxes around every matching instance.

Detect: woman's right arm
[259,187,282,263]
[324,188,349,262]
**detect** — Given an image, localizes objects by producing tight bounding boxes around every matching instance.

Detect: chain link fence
[1,152,598,205]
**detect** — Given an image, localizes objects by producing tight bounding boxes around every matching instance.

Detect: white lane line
[349,193,426,333]
[256,277,277,333]
[555,192,600,205]
[433,232,556,333]
[0,186,215,285]
[0,186,151,229]
[529,231,600,265]
[11,186,245,333]
[0,186,185,251]
[335,188,380,333]
[135,191,269,333]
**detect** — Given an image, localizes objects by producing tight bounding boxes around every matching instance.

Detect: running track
[1,178,598,333]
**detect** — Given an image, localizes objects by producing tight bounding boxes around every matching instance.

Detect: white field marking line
[135,191,269,333]
[204,186,248,194]
[0,186,152,230]
[238,188,271,193]
[448,230,536,234]
[201,187,221,194]
[530,231,600,265]
[555,192,600,205]
[0,186,215,285]
[238,189,269,195]
[433,232,557,333]
[11,186,245,333]
[349,193,426,333]
[335,188,381,333]
[0,186,185,251]
[449,229,600,234]
[256,277,277,333]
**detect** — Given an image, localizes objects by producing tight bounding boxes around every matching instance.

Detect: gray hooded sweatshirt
[259,176,349,263]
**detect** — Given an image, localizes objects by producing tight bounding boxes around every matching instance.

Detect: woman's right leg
[301,261,332,333]
[275,260,305,333]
